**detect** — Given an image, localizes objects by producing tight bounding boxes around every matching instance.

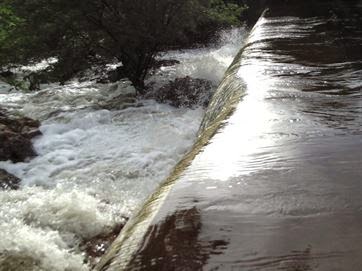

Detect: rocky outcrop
[0,109,41,163]
[0,169,21,190]
[146,76,215,108]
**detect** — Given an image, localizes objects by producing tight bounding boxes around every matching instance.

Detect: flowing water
[0,29,246,270]
[95,1,362,271]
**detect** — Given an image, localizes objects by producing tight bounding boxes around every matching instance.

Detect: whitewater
[0,28,245,270]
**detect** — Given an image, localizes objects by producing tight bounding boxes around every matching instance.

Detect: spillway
[96,1,362,270]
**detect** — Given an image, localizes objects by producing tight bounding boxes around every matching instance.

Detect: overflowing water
[0,28,246,270]
[95,2,362,271]
[148,28,246,87]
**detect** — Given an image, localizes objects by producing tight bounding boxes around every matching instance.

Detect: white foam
[19,57,58,72]
[0,27,245,270]
[0,187,110,270]
[0,96,204,269]
[151,27,246,85]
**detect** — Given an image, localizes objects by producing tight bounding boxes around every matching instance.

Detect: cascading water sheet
[96,1,362,270]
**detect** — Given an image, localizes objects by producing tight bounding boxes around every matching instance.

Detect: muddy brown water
[96,1,362,270]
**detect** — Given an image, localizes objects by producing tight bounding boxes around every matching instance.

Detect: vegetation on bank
[0,0,247,92]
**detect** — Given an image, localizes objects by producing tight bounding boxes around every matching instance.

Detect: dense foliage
[0,0,247,91]
[0,5,23,65]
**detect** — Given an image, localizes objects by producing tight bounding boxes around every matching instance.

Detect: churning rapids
[0,29,246,270]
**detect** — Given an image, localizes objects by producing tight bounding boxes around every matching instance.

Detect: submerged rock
[0,253,41,271]
[81,222,127,267]
[146,76,215,108]
[0,70,14,78]
[0,169,20,190]
[105,66,127,83]
[96,81,140,110]
[98,94,139,111]
[0,109,41,162]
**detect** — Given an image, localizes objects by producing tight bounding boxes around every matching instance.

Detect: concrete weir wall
[96,1,362,270]
[95,29,248,271]
[95,26,249,271]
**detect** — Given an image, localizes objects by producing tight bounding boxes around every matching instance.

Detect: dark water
[97,1,362,270]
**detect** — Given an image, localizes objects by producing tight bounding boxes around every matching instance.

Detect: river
[0,28,246,270]
[95,1,362,271]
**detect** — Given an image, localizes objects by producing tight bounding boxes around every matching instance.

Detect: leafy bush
[0,0,247,91]
[207,0,247,26]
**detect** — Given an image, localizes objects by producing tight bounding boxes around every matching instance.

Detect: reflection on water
[98,1,362,270]
[129,208,228,271]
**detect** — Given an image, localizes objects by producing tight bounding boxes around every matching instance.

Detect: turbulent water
[94,2,362,271]
[0,28,245,270]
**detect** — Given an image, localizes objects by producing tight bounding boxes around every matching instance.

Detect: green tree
[0,0,246,92]
[207,0,246,26]
[0,4,24,68]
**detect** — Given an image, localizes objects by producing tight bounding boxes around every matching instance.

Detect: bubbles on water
[175,28,246,84]
[150,27,247,86]
[0,27,245,270]
[0,187,96,270]
[0,98,204,269]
